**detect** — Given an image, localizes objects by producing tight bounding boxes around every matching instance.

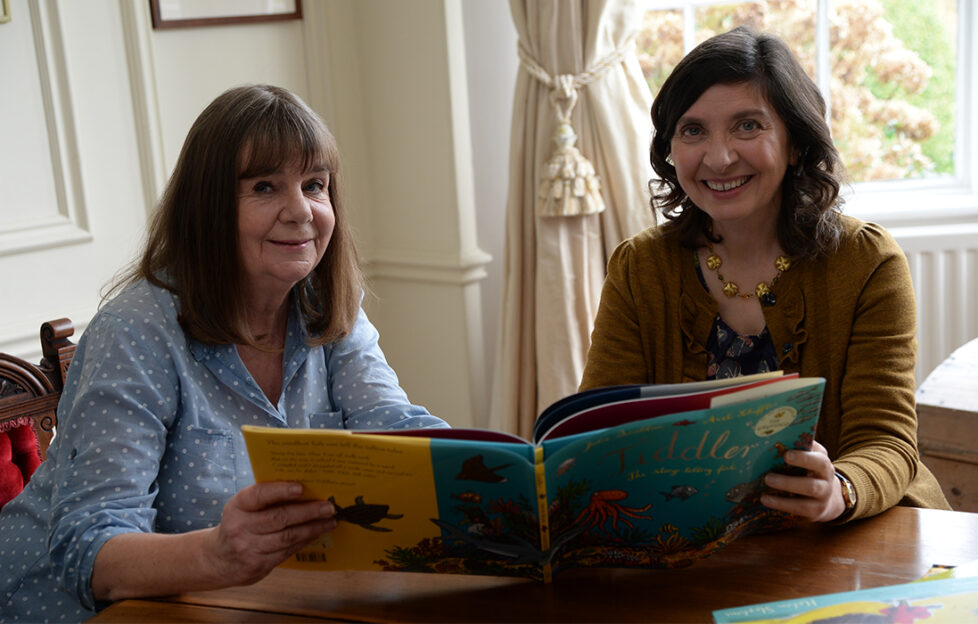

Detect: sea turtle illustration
[328,495,404,532]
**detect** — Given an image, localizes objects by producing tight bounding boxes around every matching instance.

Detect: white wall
[461,0,518,391]
[150,21,311,173]
[309,0,496,428]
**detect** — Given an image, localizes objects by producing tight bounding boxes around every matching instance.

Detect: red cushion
[0,418,41,510]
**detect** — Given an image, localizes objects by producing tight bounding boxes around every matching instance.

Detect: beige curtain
[490,0,655,438]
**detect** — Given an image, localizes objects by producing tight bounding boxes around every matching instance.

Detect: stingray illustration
[456,454,512,483]
[328,496,403,532]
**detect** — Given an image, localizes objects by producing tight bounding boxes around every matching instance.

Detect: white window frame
[645,0,978,229]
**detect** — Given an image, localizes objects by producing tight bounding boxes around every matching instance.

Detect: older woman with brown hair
[0,84,445,621]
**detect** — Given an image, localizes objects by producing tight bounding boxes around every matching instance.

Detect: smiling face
[236,162,335,300]
[670,82,796,231]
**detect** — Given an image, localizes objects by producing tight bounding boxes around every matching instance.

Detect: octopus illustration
[328,495,403,532]
[574,489,653,531]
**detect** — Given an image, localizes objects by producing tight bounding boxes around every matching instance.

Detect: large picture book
[243,373,825,582]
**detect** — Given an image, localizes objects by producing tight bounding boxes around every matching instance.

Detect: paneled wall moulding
[0,0,91,257]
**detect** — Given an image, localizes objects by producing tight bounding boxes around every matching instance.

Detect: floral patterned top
[695,261,780,379]
[706,315,779,379]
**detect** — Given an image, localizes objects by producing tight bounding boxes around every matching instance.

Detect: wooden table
[89,506,978,623]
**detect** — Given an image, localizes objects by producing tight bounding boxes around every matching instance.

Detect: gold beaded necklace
[704,243,791,306]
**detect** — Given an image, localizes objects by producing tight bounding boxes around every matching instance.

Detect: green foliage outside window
[873,0,955,177]
[637,0,957,183]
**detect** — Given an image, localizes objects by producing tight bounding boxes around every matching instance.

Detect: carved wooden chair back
[0,318,75,461]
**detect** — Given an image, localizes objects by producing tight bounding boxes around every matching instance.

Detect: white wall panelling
[0,0,89,258]
[1,0,147,362]
[118,0,167,215]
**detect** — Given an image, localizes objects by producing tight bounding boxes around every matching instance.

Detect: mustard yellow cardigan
[581,215,950,520]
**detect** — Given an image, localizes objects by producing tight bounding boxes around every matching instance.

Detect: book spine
[534,446,553,583]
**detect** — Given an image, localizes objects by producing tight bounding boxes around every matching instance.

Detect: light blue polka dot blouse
[0,279,447,621]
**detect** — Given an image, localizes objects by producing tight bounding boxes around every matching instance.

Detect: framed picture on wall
[1,0,11,24]
[149,0,302,29]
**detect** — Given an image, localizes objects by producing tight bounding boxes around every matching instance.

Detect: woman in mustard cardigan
[580,27,949,523]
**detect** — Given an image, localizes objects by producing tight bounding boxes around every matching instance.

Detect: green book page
[401,438,543,578]
[540,379,824,573]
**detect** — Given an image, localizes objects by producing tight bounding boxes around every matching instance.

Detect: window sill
[843,180,978,230]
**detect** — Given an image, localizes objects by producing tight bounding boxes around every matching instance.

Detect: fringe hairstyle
[649,27,844,259]
[109,84,363,347]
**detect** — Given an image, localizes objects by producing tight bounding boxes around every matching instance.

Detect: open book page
[535,372,795,443]
[539,378,824,575]
[533,371,785,442]
[243,427,540,575]
[243,375,825,581]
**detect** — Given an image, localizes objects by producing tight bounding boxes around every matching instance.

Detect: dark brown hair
[112,84,362,347]
[650,27,844,259]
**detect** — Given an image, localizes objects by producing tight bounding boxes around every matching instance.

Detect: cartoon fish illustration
[452,491,482,503]
[660,485,698,501]
[556,457,576,476]
[456,455,511,483]
[725,478,764,504]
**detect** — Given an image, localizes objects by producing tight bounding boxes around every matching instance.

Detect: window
[638,0,978,226]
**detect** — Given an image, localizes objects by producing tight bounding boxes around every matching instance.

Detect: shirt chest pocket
[155,426,238,531]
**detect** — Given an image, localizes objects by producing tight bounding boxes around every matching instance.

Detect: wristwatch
[835,471,857,521]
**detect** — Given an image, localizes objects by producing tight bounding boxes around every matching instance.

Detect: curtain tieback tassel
[519,37,634,218]
[538,112,603,217]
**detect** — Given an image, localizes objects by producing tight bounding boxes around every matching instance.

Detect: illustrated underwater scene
[370,440,546,578]
[366,386,823,581]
